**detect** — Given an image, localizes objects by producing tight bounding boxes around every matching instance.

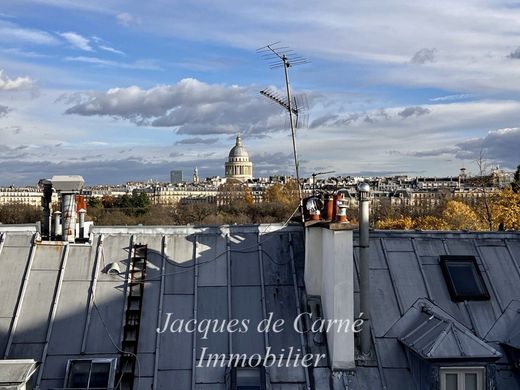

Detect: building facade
[0,186,58,207]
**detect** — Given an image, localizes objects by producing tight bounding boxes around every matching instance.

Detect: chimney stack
[304,220,356,370]
[50,176,85,242]
[38,179,53,239]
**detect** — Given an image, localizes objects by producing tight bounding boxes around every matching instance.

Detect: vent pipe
[53,211,62,239]
[78,208,86,239]
[61,193,77,242]
[357,182,371,357]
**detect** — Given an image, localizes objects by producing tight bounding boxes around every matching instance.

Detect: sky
[1,0,520,185]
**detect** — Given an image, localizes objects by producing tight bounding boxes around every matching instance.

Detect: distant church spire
[193,167,200,184]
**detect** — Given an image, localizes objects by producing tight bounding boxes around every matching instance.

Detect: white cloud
[64,56,161,70]
[0,21,59,45]
[429,94,473,102]
[63,78,286,135]
[116,12,140,26]
[59,31,93,51]
[0,69,34,90]
[98,45,125,55]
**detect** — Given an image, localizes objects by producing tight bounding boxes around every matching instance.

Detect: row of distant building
[0,168,514,209]
[0,135,515,208]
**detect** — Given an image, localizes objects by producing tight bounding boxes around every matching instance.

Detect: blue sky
[1,0,520,185]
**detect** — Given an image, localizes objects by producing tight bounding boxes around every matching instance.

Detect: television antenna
[311,170,335,196]
[257,42,309,221]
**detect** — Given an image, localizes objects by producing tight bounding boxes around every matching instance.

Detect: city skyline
[1,1,520,185]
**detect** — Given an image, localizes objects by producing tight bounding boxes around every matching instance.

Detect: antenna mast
[257,42,309,221]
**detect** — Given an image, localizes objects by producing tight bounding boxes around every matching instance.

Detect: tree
[0,203,42,224]
[475,150,495,230]
[375,215,414,230]
[513,164,520,193]
[244,187,254,205]
[414,215,450,230]
[101,195,115,209]
[492,188,520,230]
[442,200,482,231]
[88,197,103,209]
[264,180,299,208]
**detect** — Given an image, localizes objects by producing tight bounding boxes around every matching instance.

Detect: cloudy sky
[1,0,520,185]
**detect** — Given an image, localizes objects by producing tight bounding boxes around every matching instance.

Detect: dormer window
[64,358,116,389]
[440,367,485,390]
[440,255,490,302]
[230,367,266,390]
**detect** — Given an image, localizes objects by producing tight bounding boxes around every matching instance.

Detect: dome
[228,135,249,158]
[225,134,253,181]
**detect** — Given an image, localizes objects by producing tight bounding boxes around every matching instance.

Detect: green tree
[87,197,103,209]
[0,203,42,224]
[513,164,520,193]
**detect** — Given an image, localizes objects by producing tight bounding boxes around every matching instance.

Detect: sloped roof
[0,224,324,390]
[486,300,520,349]
[350,230,520,390]
[0,226,520,389]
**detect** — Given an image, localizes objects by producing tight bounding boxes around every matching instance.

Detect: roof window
[230,367,266,390]
[64,358,116,389]
[440,255,490,302]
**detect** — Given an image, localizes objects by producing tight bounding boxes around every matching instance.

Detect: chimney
[357,182,371,358]
[38,179,53,239]
[304,220,356,370]
[51,176,85,242]
[53,211,62,239]
[78,208,86,240]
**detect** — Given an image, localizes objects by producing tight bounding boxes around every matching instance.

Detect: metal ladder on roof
[118,243,147,390]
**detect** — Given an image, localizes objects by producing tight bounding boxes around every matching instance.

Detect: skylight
[440,255,490,302]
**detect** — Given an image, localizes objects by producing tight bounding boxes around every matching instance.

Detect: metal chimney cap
[51,175,85,192]
[357,182,370,193]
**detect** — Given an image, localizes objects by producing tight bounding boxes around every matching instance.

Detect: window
[440,367,485,390]
[440,255,490,302]
[230,367,266,390]
[64,359,116,389]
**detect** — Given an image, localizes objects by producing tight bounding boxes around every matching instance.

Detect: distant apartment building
[0,186,58,207]
[170,170,183,184]
[148,185,218,205]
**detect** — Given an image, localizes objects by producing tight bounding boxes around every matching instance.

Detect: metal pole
[357,183,371,357]
[282,55,304,222]
[288,233,311,390]
[78,209,86,240]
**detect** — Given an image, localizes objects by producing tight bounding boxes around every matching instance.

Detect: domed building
[225,134,253,182]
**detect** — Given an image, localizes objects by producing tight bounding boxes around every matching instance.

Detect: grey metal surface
[350,230,520,390]
[0,227,519,389]
[0,359,38,384]
[392,300,501,360]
